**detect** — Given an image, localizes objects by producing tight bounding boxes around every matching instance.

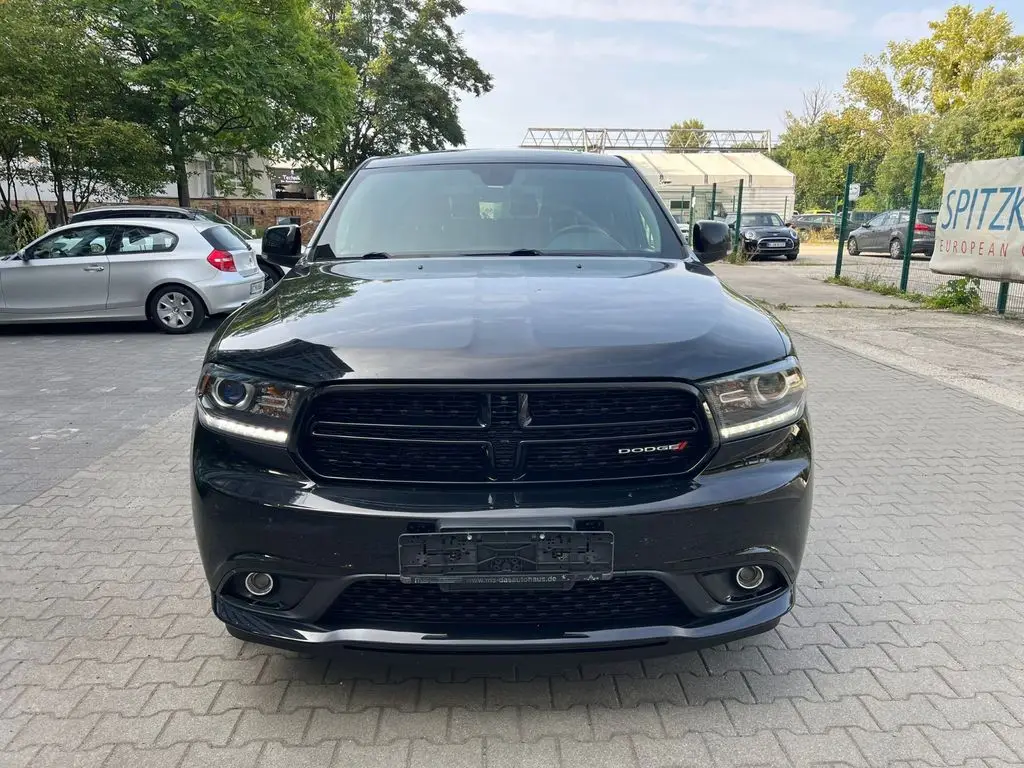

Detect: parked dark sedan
[190,149,813,661]
[847,209,937,259]
[723,212,800,260]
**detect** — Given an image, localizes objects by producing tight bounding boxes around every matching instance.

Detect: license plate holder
[767,240,785,248]
[399,530,613,589]
[249,281,264,296]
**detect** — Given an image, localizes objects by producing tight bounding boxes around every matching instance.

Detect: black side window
[201,224,248,251]
[117,226,179,254]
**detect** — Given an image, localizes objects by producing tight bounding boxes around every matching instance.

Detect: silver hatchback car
[0,218,265,334]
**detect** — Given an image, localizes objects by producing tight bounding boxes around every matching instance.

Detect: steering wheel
[546,224,624,250]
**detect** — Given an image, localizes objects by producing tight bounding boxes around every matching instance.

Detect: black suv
[190,149,813,660]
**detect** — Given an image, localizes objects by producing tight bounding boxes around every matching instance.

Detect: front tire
[889,238,903,260]
[786,253,798,261]
[847,237,860,256]
[148,286,206,334]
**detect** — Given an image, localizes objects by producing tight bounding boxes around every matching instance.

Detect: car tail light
[207,249,237,272]
[914,223,933,233]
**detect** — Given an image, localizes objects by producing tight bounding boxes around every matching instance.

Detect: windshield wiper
[460,249,545,257]
[359,251,391,259]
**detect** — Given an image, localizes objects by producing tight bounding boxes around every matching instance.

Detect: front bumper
[744,239,800,258]
[197,272,265,315]
[190,416,812,658]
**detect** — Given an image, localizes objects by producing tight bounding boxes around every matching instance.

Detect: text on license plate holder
[250,281,263,295]
[398,531,613,589]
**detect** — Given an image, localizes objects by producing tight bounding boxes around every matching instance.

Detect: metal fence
[833,147,1024,317]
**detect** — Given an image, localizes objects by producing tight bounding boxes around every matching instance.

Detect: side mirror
[261,225,302,268]
[691,220,730,264]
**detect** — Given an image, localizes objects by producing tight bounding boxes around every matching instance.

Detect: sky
[453,0,1024,149]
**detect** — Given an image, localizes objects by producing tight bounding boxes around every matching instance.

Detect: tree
[303,0,493,193]
[800,84,832,126]
[775,4,1024,211]
[81,0,357,206]
[667,118,710,150]
[0,0,166,222]
[931,62,1024,164]
[891,5,1024,115]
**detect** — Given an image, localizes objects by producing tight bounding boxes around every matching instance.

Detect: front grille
[298,385,712,484]
[322,576,691,633]
[756,238,794,250]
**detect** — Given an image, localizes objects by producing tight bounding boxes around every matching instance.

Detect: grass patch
[725,247,751,265]
[926,277,985,313]
[753,298,792,312]
[826,275,985,313]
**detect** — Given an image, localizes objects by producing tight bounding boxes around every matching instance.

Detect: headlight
[701,357,806,440]
[195,364,306,444]
[789,229,799,239]
[743,230,757,240]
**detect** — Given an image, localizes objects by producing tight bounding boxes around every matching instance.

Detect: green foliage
[299,0,493,193]
[926,277,984,312]
[76,0,357,205]
[0,0,167,221]
[776,5,1024,211]
[0,209,45,253]
[668,119,710,150]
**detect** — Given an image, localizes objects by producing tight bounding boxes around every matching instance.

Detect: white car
[0,218,265,334]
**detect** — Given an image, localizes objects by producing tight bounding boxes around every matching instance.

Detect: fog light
[243,572,275,597]
[735,565,765,591]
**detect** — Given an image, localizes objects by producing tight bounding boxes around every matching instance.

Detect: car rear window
[201,224,249,251]
[918,211,938,225]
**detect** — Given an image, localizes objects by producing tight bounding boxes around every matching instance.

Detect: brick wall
[127,197,330,230]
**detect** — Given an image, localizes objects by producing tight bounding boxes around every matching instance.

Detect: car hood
[742,226,796,237]
[209,256,790,384]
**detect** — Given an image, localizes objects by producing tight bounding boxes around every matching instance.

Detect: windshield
[918,211,938,225]
[739,213,784,227]
[315,162,682,258]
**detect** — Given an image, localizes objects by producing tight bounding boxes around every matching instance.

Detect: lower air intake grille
[321,576,691,633]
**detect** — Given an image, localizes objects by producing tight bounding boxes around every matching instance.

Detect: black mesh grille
[310,390,482,426]
[322,576,691,633]
[300,386,711,484]
[527,389,696,425]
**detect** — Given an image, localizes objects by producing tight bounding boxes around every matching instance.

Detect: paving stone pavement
[2,332,1024,768]
[0,322,214,508]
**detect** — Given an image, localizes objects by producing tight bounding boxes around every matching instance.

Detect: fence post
[995,138,1024,314]
[688,185,696,234]
[709,183,717,221]
[900,151,925,293]
[834,163,854,279]
[733,179,744,252]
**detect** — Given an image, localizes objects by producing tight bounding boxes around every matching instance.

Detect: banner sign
[930,156,1024,282]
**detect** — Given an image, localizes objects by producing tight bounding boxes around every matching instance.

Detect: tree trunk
[51,171,68,225]
[168,107,190,207]
[174,156,190,207]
